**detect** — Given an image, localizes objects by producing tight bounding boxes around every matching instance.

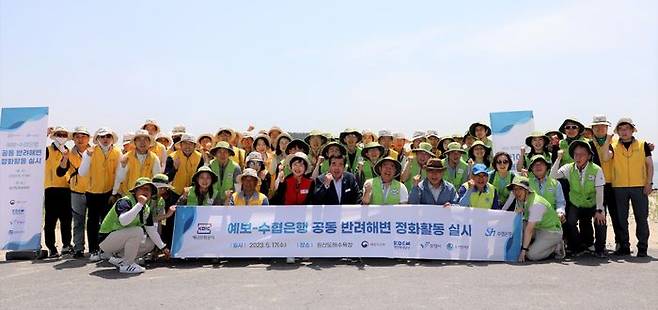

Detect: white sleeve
[399,183,409,204]
[159,148,167,170]
[145,225,166,250]
[118,202,144,226]
[112,164,127,195]
[551,164,569,180]
[152,156,163,175]
[502,194,516,211]
[527,203,546,223]
[594,169,606,187]
[78,151,91,177]
[595,186,604,212]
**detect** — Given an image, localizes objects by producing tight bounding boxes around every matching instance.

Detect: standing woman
[467,140,492,173]
[517,131,551,172]
[252,134,274,176]
[271,132,293,175]
[489,152,517,207]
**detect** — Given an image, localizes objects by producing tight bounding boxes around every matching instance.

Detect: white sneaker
[108,256,124,267]
[89,251,111,262]
[554,241,566,260]
[119,263,145,274]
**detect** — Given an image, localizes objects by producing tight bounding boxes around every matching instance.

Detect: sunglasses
[564,125,579,130]
[496,160,509,164]
[54,133,68,138]
[99,134,113,139]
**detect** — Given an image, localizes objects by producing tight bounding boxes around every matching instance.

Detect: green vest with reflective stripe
[523,193,562,231]
[362,159,376,181]
[186,186,219,206]
[442,158,468,188]
[346,147,363,174]
[568,163,600,208]
[99,195,150,234]
[371,177,402,205]
[462,182,496,209]
[403,159,426,191]
[528,173,559,209]
[210,159,238,202]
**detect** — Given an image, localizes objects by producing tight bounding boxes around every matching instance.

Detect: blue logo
[485,227,496,237]
[197,223,212,234]
[446,243,454,250]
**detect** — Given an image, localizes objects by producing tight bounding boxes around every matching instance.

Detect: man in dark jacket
[312,155,362,205]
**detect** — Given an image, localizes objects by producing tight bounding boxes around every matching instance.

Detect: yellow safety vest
[612,138,647,188]
[231,192,267,206]
[44,144,70,189]
[119,150,158,195]
[87,145,121,194]
[66,147,90,193]
[170,150,202,195]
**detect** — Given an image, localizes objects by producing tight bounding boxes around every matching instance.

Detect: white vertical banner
[0,107,49,251]
[490,111,535,171]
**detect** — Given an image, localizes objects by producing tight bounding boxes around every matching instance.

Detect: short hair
[329,155,345,165]
[290,157,308,170]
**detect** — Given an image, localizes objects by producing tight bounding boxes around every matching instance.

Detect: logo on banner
[419,242,441,249]
[361,240,385,248]
[393,240,411,249]
[197,223,212,234]
[485,227,496,237]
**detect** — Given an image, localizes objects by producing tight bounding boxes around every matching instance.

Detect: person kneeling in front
[509,177,563,262]
[98,177,169,274]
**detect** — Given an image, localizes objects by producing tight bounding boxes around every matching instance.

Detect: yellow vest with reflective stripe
[44,145,69,189]
[612,139,647,187]
[231,192,267,206]
[66,148,89,193]
[87,145,121,194]
[119,150,158,195]
[462,182,496,209]
[171,150,202,195]
[231,146,246,169]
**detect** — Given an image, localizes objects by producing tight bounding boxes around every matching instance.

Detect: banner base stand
[5,249,48,260]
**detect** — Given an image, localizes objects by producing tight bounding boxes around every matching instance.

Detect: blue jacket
[408,179,458,205]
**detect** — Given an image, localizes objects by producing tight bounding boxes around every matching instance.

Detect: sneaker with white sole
[119,263,145,274]
[554,240,566,260]
[108,256,124,267]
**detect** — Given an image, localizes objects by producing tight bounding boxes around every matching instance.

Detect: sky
[1,0,656,140]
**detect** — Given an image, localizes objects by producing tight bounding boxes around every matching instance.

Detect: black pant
[85,191,112,252]
[565,205,607,253]
[603,183,621,245]
[161,192,181,247]
[614,187,650,251]
[44,187,72,251]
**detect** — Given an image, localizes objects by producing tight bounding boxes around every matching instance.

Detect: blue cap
[472,163,488,175]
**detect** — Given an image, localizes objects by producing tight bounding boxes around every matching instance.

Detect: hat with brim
[321,141,347,158]
[472,163,489,176]
[155,133,172,146]
[374,157,402,178]
[468,121,492,137]
[93,127,119,144]
[285,152,312,174]
[545,130,564,141]
[132,129,152,144]
[305,130,329,145]
[451,133,464,140]
[426,158,447,171]
[559,118,585,135]
[216,127,235,138]
[122,132,135,145]
[438,136,455,152]
[152,174,174,189]
[378,130,394,140]
[412,131,426,141]
[274,132,293,146]
[130,177,157,196]
[362,130,378,141]
[393,132,408,142]
[412,142,436,158]
[171,125,186,135]
[285,139,310,154]
[238,168,260,183]
[361,142,386,158]
[590,115,611,127]
[252,134,272,150]
[568,140,593,159]
[210,141,236,157]
[528,154,552,172]
[141,119,160,133]
[268,126,282,136]
[425,130,440,139]
[178,133,196,145]
[506,176,533,192]
[468,140,492,159]
[49,126,71,140]
[444,142,466,154]
[614,117,637,134]
[196,133,214,145]
[71,126,90,137]
[192,166,218,186]
[339,128,363,144]
[525,131,550,148]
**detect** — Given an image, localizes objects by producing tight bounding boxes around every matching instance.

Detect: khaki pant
[527,229,563,261]
[99,227,154,264]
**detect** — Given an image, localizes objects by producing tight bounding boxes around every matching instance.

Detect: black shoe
[613,248,631,256]
[48,249,59,258]
[594,251,607,258]
[637,249,648,258]
[73,251,84,258]
[61,245,73,255]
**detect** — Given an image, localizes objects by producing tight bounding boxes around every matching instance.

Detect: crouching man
[98,177,169,274]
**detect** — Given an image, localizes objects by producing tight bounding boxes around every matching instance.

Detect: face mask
[100,144,111,152]
[55,137,68,146]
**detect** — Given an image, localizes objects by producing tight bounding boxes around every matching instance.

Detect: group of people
[43,115,654,273]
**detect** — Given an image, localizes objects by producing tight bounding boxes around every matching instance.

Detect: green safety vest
[371,177,402,205]
[186,186,219,206]
[462,182,496,209]
[346,147,363,174]
[523,193,562,231]
[362,159,376,181]
[403,159,426,191]
[567,162,600,208]
[491,171,513,205]
[100,195,150,234]
[559,138,587,166]
[443,158,468,188]
[210,159,238,202]
[528,173,559,210]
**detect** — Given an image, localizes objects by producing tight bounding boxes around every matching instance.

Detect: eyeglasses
[99,135,113,139]
[496,160,509,164]
[54,133,68,138]
[564,125,579,130]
